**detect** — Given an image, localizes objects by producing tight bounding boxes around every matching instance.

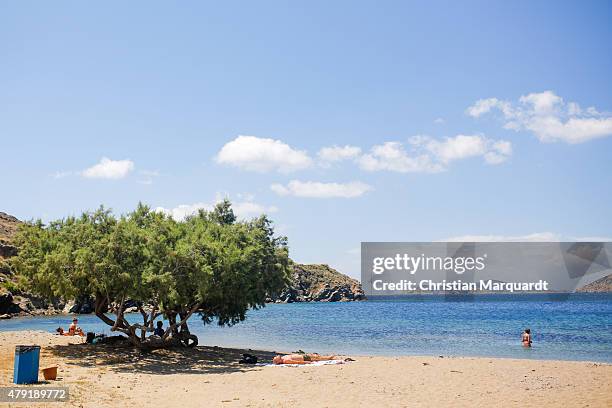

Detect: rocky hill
[0,211,20,292]
[0,211,20,241]
[0,212,20,257]
[576,274,612,293]
[270,263,364,302]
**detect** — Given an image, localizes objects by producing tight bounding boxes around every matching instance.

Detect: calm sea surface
[1,294,611,362]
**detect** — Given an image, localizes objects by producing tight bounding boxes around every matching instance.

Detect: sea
[1,293,611,363]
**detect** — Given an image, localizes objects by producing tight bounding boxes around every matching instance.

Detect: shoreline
[2,321,611,365]
[3,291,610,319]
[3,329,612,366]
[1,330,611,407]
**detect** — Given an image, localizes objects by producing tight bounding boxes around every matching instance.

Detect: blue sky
[1,1,611,279]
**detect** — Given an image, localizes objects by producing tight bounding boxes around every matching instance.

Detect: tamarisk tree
[11,201,289,348]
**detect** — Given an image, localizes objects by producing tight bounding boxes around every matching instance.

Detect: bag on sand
[239,353,258,364]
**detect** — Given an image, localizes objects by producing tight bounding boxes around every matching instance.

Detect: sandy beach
[0,331,610,407]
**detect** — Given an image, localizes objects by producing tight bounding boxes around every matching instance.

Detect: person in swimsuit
[272,353,337,365]
[55,318,85,336]
[522,328,532,347]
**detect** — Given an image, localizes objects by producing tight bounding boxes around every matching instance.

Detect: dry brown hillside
[0,212,20,245]
[0,212,21,260]
[270,263,364,302]
[577,274,612,293]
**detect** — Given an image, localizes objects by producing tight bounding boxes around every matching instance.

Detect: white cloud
[466,98,512,118]
[358,135,511,173]
[214,133,510,176]
[216,135,312,173]
[357,142,444,173]
[483,152,505,165]
[155,194,277,221]
[82,157,135,179]
[155,202,212,221]
[483,140,512,165]
[317,145,362,164]
[442,232,612,242]
[491,140,512,156]
[270,180,372,198]
[425,134,487,163]
[232,201,279,217]
[467,91,612,144]
[519,91,563,115]
[426,135,511,165]
[434,118,445,124]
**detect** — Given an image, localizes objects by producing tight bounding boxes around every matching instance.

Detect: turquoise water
[1,294,611,362]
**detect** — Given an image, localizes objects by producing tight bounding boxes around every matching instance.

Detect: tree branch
[147,306,159,332]
[111,295,126,332]
[94,294,131,336]
[163,302,201,339]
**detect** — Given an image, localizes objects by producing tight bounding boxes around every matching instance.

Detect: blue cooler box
[14,345,40,384]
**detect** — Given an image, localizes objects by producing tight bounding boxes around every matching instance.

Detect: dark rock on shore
[0,243,17,258]
[0,291,21,315]
[62,297,96,314]
[269,263,364,303]
[0,290,63,316]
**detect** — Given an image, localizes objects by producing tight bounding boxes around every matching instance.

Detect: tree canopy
[10,202,289,347]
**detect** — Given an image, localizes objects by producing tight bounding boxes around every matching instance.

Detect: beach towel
[261,359,346,367]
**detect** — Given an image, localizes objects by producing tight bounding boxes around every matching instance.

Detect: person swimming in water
[272,353,338,365]
[522,328,532,347]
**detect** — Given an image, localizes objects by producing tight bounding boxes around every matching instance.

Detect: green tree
[209,198,237,225]
[11,202,289,348]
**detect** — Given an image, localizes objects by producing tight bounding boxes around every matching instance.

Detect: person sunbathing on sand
[56,327,84,336]
[55,318,85,336]
[272,353,338,365]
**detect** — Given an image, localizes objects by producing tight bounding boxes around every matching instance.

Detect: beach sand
[0,330,610,407]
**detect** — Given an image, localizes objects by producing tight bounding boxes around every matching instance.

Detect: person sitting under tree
[153,321,165,337]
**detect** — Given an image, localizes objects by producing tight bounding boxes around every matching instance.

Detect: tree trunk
[92,294,199,349]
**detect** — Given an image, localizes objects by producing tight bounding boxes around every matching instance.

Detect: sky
[1,1,611,279]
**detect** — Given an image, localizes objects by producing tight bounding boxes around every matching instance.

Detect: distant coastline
[576,273,612,293]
